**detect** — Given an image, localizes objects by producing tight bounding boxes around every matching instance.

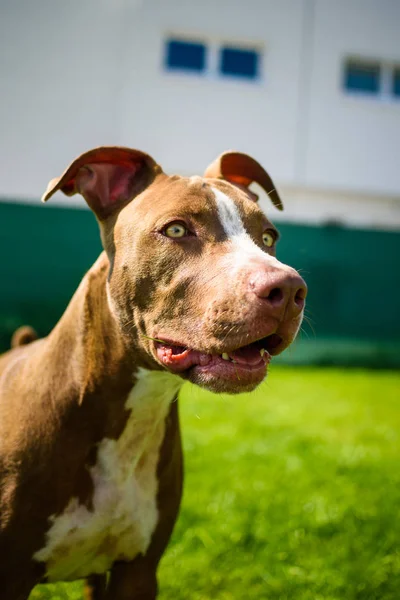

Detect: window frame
[163,35,264,84]
[342,55,400,103]
[218,45,262,81]
[343,58,381,95]
[164,37,207,74]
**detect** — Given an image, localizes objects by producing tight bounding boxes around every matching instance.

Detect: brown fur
[0,148,305,599]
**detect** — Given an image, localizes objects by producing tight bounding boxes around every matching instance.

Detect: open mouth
[154,334,283,389]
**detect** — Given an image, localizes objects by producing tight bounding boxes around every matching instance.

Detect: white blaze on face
[212,187,280,270]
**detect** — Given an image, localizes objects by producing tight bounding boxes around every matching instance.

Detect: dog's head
[43,147,306,393]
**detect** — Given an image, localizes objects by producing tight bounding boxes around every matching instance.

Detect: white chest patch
[33,369,182,582]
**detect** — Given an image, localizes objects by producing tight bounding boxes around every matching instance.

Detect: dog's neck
[46,253,146,409]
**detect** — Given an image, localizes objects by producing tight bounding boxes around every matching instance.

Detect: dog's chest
[33,369,182,582]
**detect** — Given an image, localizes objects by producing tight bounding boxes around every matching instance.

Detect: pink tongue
[156,345,211,371]
[156,342,265,372]
[230,345,263,366]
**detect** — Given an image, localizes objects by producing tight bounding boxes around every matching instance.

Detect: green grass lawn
[30,366,400,600]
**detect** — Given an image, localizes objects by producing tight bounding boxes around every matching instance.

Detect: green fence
[1,200,399,366]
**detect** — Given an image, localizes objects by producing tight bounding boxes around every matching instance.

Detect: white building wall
[304,0,400,196]
[0,0,399,229]
[0,0,304,199]
[116,0,304,183]
[0,0,126,199]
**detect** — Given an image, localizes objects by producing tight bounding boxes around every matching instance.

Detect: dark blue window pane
[165,39,206,72]
[392,68,400,97]
[220,47,259,79]
[344,60,380,94]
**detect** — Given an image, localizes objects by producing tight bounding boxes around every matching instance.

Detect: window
[343,57,400,101]
[165,39,206,73]
[219,46,260,80]
[392,68,400,98]
[344,59,381,94]
[164,36,264,83]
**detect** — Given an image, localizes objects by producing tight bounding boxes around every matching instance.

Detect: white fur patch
[213,187,247,238]
[212,187,279,270]
[33,369,182,582]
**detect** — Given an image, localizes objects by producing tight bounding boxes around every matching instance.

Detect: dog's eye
[262,230,276,248]
[164,222,187,239]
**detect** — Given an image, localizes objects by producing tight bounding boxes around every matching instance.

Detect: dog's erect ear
[42,147,162,219]
[204,151,283,211]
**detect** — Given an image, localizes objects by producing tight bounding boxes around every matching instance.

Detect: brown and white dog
[0,147,306,599]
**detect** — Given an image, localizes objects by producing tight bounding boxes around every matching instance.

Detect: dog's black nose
[249,268,307,319]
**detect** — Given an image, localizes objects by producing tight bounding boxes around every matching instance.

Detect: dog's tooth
[260,348,265,357]
[222,353,230,361]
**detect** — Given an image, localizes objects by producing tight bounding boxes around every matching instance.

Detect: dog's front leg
[105,557,158,600]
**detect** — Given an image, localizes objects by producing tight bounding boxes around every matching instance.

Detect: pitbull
[0,147,306,599]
